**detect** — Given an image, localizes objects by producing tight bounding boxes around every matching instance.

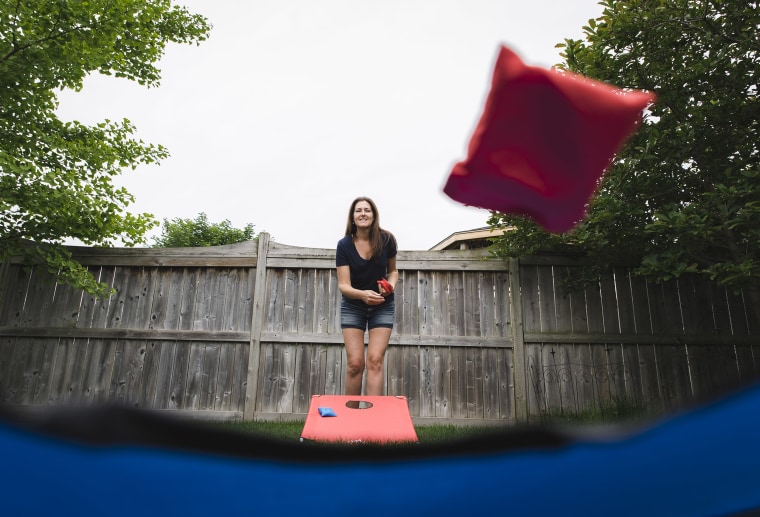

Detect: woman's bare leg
[365,327,391,396]
[343,328,366,396]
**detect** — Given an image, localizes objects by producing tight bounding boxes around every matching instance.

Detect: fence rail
[1,234,758,424]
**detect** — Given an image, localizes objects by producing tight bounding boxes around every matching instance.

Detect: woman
[336,196,398,397]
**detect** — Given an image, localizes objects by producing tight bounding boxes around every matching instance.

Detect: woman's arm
[383,256,399,295]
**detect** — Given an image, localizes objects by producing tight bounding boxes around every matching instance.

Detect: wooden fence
[0,233,758,424]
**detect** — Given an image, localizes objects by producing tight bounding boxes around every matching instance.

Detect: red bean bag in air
[444,45,655,233]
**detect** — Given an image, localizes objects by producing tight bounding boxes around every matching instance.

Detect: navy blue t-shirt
[336,232,397,306]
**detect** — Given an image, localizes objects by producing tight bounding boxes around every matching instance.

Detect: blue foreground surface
[3,383,760,517]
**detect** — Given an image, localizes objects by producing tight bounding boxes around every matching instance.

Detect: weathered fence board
[418,345,434,417]
[1,236,758,424]
[735,345,758,382]
[291,343,315,414]
[432,346,449,418]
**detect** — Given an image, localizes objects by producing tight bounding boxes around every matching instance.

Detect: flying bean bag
[444,45,655,233]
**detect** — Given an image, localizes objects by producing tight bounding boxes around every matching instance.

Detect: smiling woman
[335,197,398,397]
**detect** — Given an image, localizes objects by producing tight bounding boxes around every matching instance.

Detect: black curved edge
[0,402,583,464]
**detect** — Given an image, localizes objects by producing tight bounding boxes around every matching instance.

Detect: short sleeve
[384,232,397,259]
[336,238,350,267]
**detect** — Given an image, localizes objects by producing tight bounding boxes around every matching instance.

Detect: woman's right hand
[362,290,386,305]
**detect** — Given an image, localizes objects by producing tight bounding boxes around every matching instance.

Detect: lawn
[218,419,499,444]
[216,397,656,445]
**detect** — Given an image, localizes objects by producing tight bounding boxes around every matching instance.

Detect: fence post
[509,258,528,422]
[243,232,270,421]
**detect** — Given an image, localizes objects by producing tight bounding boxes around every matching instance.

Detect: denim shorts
[340,297,395,330]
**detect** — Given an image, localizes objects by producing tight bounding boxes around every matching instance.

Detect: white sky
[56,0,605,250]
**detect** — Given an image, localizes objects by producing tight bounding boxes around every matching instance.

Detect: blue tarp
[3,383,760,516]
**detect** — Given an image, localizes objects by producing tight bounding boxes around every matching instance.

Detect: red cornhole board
[300,395,418,444]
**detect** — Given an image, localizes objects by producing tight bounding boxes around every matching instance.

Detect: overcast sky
[57,0,605,251]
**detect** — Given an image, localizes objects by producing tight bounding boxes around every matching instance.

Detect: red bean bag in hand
[443,45,655,233]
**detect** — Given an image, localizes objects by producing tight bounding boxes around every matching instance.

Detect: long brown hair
[344,196,395,260]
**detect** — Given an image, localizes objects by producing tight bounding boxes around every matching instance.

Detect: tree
[489,0,760,299]
[152,213,257,248]
[0,1,211,296]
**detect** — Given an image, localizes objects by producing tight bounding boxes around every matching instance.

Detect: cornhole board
[300,395,418,444]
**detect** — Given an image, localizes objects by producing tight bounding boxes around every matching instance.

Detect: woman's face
[353,200,374,230]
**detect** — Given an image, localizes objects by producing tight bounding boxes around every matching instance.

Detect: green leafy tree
[1,0,211,296]
[152,213,257,248]
[489,0,760,303]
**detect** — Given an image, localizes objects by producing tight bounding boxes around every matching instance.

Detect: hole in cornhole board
[300,395,418,444]
[345,400,373,410]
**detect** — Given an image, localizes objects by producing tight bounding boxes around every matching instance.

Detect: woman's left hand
[377,278,394,296]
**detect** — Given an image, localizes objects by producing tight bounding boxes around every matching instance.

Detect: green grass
[217,420,497,444]
[215,397,657,444]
